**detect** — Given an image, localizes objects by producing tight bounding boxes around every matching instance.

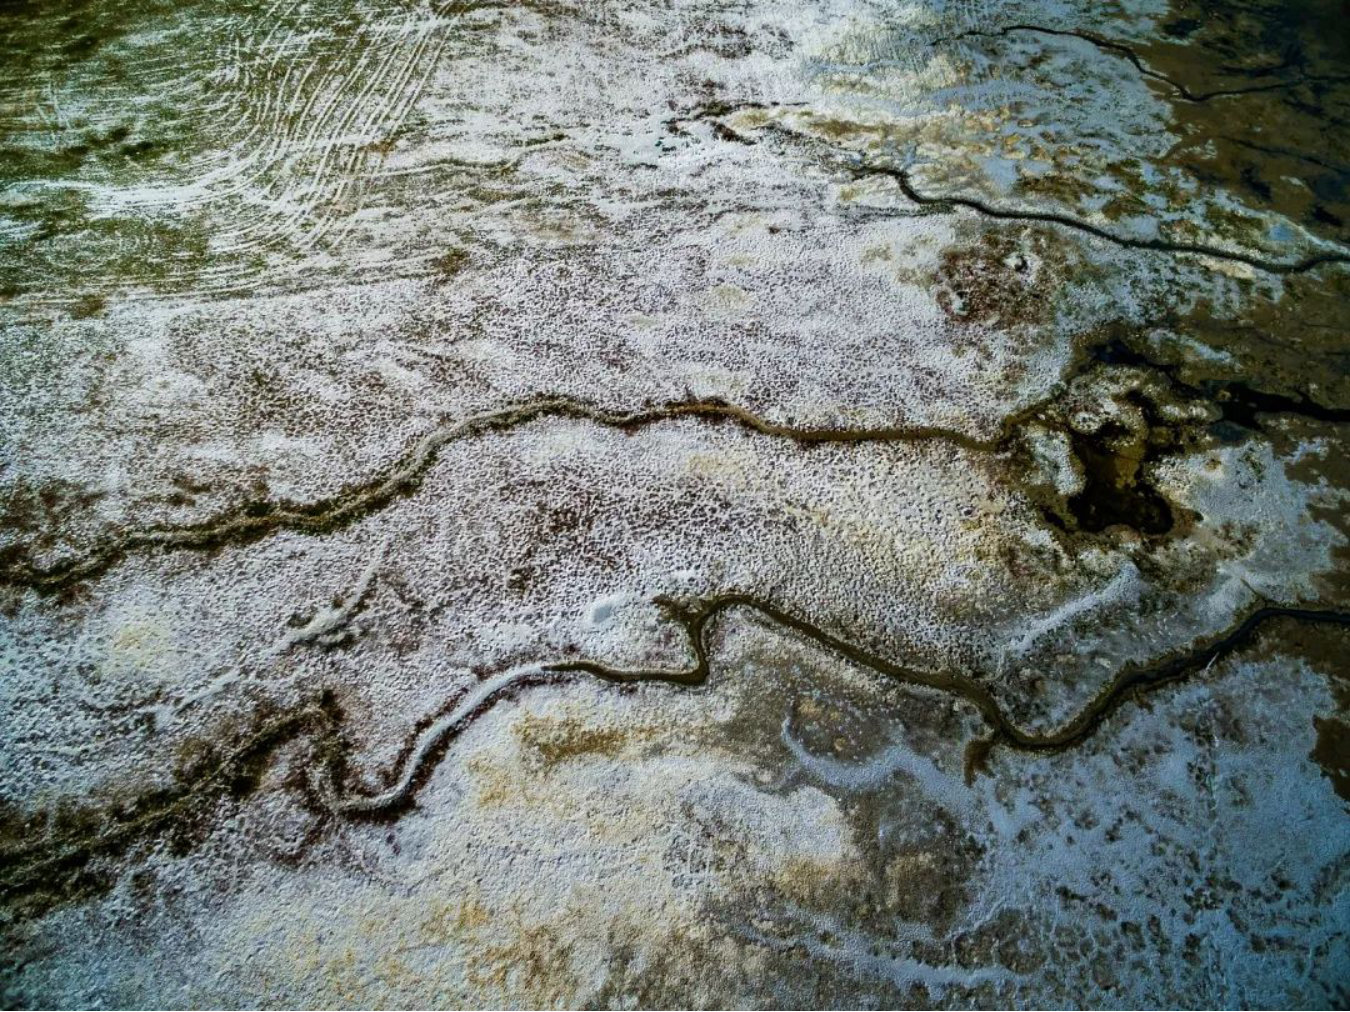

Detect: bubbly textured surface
[2,0,1348,1007]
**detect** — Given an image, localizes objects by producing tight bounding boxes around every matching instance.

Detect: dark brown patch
[1311,716,1350,801]
[933,227,1064,330]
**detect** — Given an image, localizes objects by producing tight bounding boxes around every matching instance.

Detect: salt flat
[1,0,1348,1006]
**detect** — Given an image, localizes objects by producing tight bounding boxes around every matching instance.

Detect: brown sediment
[0,397,997,595]
[1273,618,1350,802]
[8,74,1350,595]
[6,319,1348,598]
[4,592,1346,916]
[550,596,1350,763]
[513,712,658,772]
[928,23,1350,105]
[932,227,1066,329]
[1133,0,1350,103]
[5,8,1350,935]
[861,163,1350,276]
[0,697,343,918]
[1089,339,1350,430]
[1169,275,1350,410]
[1047,386,1184,538]
[1138,5,1350,250]
[928,5,1350,250]
[1311,717,1350,801]
[330,592,1350,825]
[680,107,1350,273]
